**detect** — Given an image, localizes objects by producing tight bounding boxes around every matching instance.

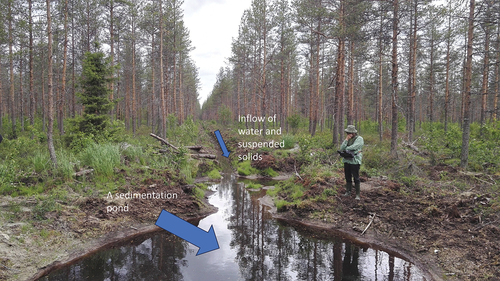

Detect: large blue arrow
[155,210,219,256]
[214,130,230,157]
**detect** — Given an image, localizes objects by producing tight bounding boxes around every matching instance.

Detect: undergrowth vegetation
[0,116,216,201]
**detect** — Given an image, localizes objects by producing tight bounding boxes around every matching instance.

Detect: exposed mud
[273,172,500,280]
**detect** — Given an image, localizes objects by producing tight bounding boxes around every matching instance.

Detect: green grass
[32,151,50,174]
[80,142,120,177]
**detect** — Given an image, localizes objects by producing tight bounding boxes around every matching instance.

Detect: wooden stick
[362,213,376,235]
[294,164,303,180]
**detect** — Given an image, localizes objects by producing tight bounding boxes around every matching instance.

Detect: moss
[246,182,262,189]
[192,187,205,200]
[261,167,279,177]
[237,160,259,176]
[207,169,222,179]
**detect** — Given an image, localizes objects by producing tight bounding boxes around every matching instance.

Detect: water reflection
[40,174,425,281]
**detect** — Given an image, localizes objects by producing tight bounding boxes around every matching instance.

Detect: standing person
[339,125,364,200]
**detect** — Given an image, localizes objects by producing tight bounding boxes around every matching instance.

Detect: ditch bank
[268,175,500,280]
[0,173,217,281]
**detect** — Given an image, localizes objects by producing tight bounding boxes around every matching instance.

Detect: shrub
[281,134,296,149]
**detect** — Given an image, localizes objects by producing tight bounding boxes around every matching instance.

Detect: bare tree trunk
[390,0,399,154]
[29,0,35,127]
[9,0,16,136]
[159,0,166,137]
[60,0,69,135]
[46,0,58,167]
[378,9,383,142]
[0,54,2,131]
[19,44,24,132]
[460,0,475,169]
[151,34,155,132]
[347,40,354,126]
[132,19,137,135]
[333,0,345,146]
[480,3,491,126]
[110,0,115,122]
[71,0,76,118]
[494,19,500,121]
[409,0,417,140]
[444,0,451,131]
[429,33,435,123]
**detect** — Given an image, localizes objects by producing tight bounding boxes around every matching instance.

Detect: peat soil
[0,170,217,281]
[274,171,500,280]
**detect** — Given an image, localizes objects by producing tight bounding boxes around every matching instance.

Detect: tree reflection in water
[40,175,425,281]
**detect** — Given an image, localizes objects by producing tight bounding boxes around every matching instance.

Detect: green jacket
[339,135,364,165]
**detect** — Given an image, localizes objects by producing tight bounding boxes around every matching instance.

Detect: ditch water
[39,174,427,281]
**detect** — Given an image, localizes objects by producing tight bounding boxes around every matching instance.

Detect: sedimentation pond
[39,174,426,280]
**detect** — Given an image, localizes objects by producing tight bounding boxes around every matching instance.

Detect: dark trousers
[344,163,360,184]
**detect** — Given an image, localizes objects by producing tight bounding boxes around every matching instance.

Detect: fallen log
[185,146,203,151]
[190,154,217,159]
[150,133,179,152]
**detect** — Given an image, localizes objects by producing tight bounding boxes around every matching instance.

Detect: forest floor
[269,165,500,280]
[0,169,217,281]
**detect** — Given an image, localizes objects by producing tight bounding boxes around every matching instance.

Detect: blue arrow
[214,130,230,157]
[155,210,219,256]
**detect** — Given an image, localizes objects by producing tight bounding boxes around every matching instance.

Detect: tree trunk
[429,33,435,123]
[110,0,115,122]
[29,0,35,127]
[132,19,137,135]
[378,8,383,142]
[60,0,69,135]
[9,0,16,136]
[480,3,491,126]
[444,0,451,131]
[347,40,354,126]
[159,0,166,137]
[334,0,345,146]
[460,0,475,169]
[46,0,58,167]
[390,0,399,154]
[493,19,500,121]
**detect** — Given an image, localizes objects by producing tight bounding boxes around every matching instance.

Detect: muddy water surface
[39,174,426,281]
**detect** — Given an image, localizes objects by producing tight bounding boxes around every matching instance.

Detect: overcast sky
[183,0,252,106]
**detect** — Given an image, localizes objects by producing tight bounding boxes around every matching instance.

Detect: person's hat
[345,125,357,134]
